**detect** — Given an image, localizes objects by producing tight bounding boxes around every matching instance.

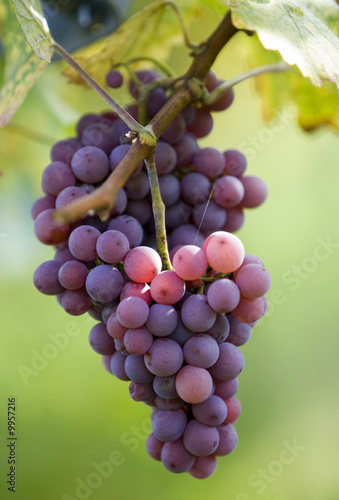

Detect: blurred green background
[1,2,339,500]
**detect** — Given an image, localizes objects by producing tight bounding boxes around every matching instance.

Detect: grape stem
[204,61,289,105]
[54,12,238,224]
[144,156,173,271]
[52,42,142,133]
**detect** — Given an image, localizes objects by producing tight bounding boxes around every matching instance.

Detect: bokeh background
[1,1,339,500]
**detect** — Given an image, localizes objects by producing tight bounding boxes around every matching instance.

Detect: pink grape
[231,296,267,323]
[116,296,149,329]
[235,263,271,299]
[124,246,162,283]
[150,271,186,305]
[175,365,213,404]
[173,245,207,280]
[205,231,245,273]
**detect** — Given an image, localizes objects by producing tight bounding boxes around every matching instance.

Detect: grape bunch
[32,68,271,479]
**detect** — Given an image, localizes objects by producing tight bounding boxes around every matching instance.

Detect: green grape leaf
[10,0,53,62]
[246,36,339,131]
[63,0,203,87]
[198,0,228,16]
[230,0,339,88]
[0,2,48,127]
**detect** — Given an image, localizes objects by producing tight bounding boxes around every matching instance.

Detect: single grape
[235,263,271,299]
[85,265,124,304]
[154,141,177,175]
[124,327,153,355]
[110,351,130,381]
[214,378,239,400]
[183,334,219,368]
[231,295,267,323]
[120,282,152,306]
[55,186,87,211]
[106,312,127,340]
[215,424,238,456]
[58,260,88,290]
[42,161,76,196]
[68,225,101,261]
[81,121,118,154]
[60,288,92,316]
[106,69,123,88]
[212,175,245,208]
[188,455,217,479]
[206,278,240,314]
[173,245,207,281]
[161,439,195,473]
[183,420,219,457]
[153,375,178,400]
[31,195,56,220]
[145,304,178,337]
[222,207,244,232]
[158,175,181,207]
[152,409,187,442]
[181,172,211,206]
[209,343,244,381]
[124,246,162,283]
[239,176,268,208]
[129,381,155,403]
[173,133,199,167]
[205,231,245,273]
[146,433,164,461]
[204,313,230,344]
[125,354,154,384]
[34,209,70,245]
[224,396,241,424]
[175,365,213,404]
[33,260,64,295]
[187,109,213,138]
[223,149,247,177]
[116,297,149,329]
[96,230,130,264]
[193,200,227,233]
[144,338,183,377]
[192,395,228,426]
[89,322,116,355]
[181,294,217,332]
[193,147,225,179]
[51,138,81,165]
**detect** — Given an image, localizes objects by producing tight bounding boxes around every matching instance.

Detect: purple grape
[96,230,130,264]
[204,313,230,344]
[124,171,150,200]
[60,288,92,316]
[106,70,123,88]
[144,338,183,377]
[101,301,118,324]
[161,114,186,144]
[209,343,244,381]
[206,278,240,314]
[153,396,185,410]
[125,199,152,225]
[42,161,76,196]
[167,317,195,347]
[183,334,219,368]
[193,147,225,179]
[146,433,164,461]
[129,70,160,99]
[145,304,178,337]
[71,146,109,184]
[31,195,56,220]
[55,186,87,210]
[169,224,204,249]
[116,297,150,329]
[106,311,127,340]
[153,375,178,400]
[235,263,271,299]
[34,209,70,245]
[215,424,238,456]
[33,260,64,295]
[188,455,217,479]
[154,141,177,175]
[187,108,213,138]
[152,409,187,442]
[161,439,195,473]
[222,207,244,232]
[239,176,268,208]
[226,314,252,346]
[165,203,192,230]
[181,294,217,332]
[214,378,239,400]
[110,351,130,381]
[89,322,116,355]
[85,265,124,304]
[108,215,143,247]
[213,175,245,208]
[54,247,74,263]
[146,87,168,117]
[50,138,81,165]
[109,144,143,177]
[129,381,155,402]
[193,200,227,233]
[124,354,154,383]
[68,225,101,261]
[173,133,199,167]
[158,174,181,207]
[192,395,227,426]
[76,114,103,137]
[81,122,118,154]
[124,327,153,355]
[58,260,88,290]
[183,420,219,457]
[181,172,211,206]
[223,149,247,177]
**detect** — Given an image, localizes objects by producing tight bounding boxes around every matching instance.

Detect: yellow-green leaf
[63,0,203,87]
[10,0,53,62]
[230,0,339,88]
[198,0,228,16]
[246,36,339,132]
[0,2,47,127]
